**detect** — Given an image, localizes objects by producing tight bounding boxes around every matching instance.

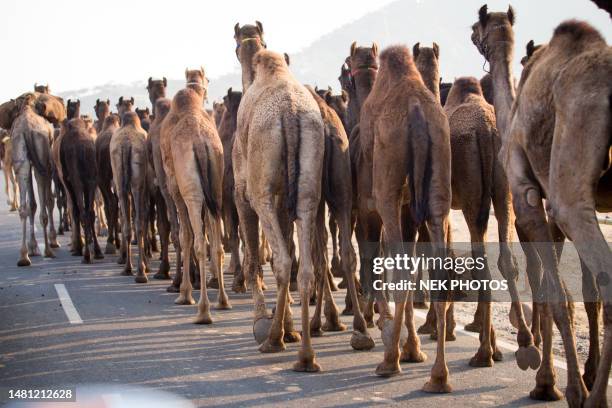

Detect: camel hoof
[463,321,482,333]
[284,331,301,343]
[259,338,286,353]
[117,257,126,265]
[417,322,435,335]
[469,351,493,368]
[341,305,354,316]
[337,278,347,289]
[50,242,60,249]
[253,317,273,345]
[232,282,246,294]
[331,257,342,278]
[289,281,298,292]
[29,247,41,257]
[350,331,375,351]
[44,248,56,258]
[94,252,104,260]
[310,326,324,337]
[322,320,347,332]
[207,277,219,289]
[99,227,108,237]
[400,349,427,363]
[104,245,116,255]
[194,312,213,324]
[174,294,196,305]
[493,348,503,362]
[413,301,428,309]
[293,359,321,373]
[381,319,407,348]
[329,279,338,292]
[375,361,401,378]
[135,274,148,284]
[121,268,133,276]
[166,284,180,293]
[422,379,452,393]
[17,257,31,267]
[516,344,541,371]
[215,301,232,310]
[81,256,92,264]
[154,271,171,280]
[529,384,564,401]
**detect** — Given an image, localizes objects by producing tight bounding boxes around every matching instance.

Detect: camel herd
[0,3,610,407]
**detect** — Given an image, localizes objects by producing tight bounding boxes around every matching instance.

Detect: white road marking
[54,283,83,324]
[412,308,612,386]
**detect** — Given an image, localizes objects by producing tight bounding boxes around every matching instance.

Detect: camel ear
[255,21,264,35]
[371,42,379,57]
[341,90,349,103]
[227,87,232,96]
[315,85,319,92]
[130,97,134,105]
[325,92,333,105]
[163,77,167,87]
[118,96,123,105]
[146,107,149,114]
[478,4,488,27]
[76,100,80,107]
[433,42,440,59]
[96,98,100,106]
[148,77,152,88]
[350,41,357,57]
[413,42,420,59]
[284,53,290,66]
[106,99,110,105]
[507,5,515,26]
[328,85,332,93]
[185,68,189,79]
[526,40,534,57]
[234,23,240,37]
[200,66,205,77]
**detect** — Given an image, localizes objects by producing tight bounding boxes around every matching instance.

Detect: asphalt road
[0,184,607,408]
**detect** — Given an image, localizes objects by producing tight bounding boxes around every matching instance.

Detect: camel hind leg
[33,170,54,258]
[208,212,231,310]
[15,161,32,266]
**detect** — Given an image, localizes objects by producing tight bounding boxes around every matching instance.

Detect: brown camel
[93,99,111,134]
[213,100,226,131]
[520,40,542,66]
[116,97,134,119]
[413,42,440,101]
[218,87,245,293]
[147,98,178,286]
[234,49,324,371]
[367,45,452,393]
[34,84,49,94]
[136,107,151,132]
[95,114,121,254]
[110,112,151,282]
[11,94,62,266]
[439,79,453,106]
[60,117,104,263]
[1,130,19,211]
[500,19,611,407]
[147,77,167,116]
[160,68,230,321]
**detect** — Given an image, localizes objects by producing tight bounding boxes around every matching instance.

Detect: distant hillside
[61,0,611,116]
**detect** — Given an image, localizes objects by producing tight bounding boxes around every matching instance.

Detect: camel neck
[97,110,109,122]
[239,46,261,92]
[489,53,515,141]
[354,75,374,113]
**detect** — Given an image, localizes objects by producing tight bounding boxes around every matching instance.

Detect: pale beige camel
[160,68,230,322]
[234,49,324,371]
[1,131,19,211]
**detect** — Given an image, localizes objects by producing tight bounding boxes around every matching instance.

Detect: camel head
[445,77,483,108]
[325,90,349,127]
[101,113,120,132]
[252,50,289,81]
[413,42,440,69]
[338,58,353,93]
[66,99,81,119]
[314,85,333,100]
[135,107,150,121]
[185,67,209,102]
[213,100,226,117]
[520,40,543,66]
[121,111,141,128]
[349,42,379,100]
[146,77,167,104]
[80,114,94,129]
[234,21,267,63]
[378,45,418,78]
[471,4,515,62]
[94,98,111,120]
[116,96,135,117]
[222,87,243,113]
[34,83,50,94]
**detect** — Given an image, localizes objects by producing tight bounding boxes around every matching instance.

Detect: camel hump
[552,20,605,45]
[406,102,432,225]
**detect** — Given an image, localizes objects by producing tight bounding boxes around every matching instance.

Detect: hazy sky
[0,0,397,101]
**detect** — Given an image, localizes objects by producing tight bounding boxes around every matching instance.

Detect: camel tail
[322,132,337,213]
[121,145,132,197]
[406,103,432,226]
[282,116,300,221]
[24,130,49,178]
[193,143,220,218]
[476,127,493,232]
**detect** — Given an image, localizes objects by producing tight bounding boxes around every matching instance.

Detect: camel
[60,117,104,263]
[136,107,151,132]
[1,130,19,211]
[147,77,167,116]
[490,18,610,406]
[233,48,324,371]
[34,84,49,94]
[306,86,374,349]
[413,42,440,101]
[520,40,542,66]
[367,45,452,393]
[94,99,111,134]
[213,100,226,131]
[11,94,61,266]
[95,114,121,254]
[479,74,494,105]
[439,79,452,106]
[218,87,245,292]
[110,112,151,282]
[160,67,230,322]
[116,97,134,119]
